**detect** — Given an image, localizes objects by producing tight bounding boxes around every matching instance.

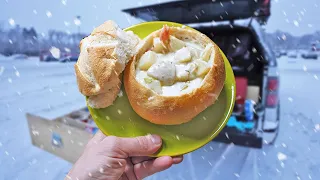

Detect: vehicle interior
[196,26,265,114]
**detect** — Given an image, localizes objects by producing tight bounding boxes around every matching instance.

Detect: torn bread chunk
[74,20,140,108]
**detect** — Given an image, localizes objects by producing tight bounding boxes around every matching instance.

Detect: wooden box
[26,108,96,164]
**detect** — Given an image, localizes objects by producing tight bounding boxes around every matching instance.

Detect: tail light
[268,79,278,91]
[266,77,279,107]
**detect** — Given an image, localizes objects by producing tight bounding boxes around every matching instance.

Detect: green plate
[88,21,235,157]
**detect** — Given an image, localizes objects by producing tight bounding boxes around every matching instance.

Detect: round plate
[88,21,235,157]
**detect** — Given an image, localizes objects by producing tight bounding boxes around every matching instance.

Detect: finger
[91,130,106,142]
[131,156,155,165]
[172,155,183,164]
[103,134,162,157]
[123,159,135,180]
[134,156,173,180]
[85,130,107,148]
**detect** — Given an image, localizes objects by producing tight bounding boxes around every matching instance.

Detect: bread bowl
[124,25,226,125]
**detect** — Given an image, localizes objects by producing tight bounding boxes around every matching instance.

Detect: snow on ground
[0,56,320,180]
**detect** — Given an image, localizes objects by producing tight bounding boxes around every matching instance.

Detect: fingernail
[149,134,161,145]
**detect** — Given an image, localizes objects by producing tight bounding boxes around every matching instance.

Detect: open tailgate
[123,0,271,24]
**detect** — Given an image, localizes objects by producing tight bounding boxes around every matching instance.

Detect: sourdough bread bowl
[124,25,226,125]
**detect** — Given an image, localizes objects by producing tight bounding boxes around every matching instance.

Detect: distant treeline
[0,24,87,56]
[265,30,320,51]
[1,24,319,56]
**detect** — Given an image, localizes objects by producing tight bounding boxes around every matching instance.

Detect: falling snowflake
[74,18,81,26]
[309,174,312,179]
[50,47,60,58]
[61,0,67,5]
[92,4,97,8]
[262,151,266,156]
[277,152,287,161]
[0,66,4,76]
[118,161,123,166]
[234,173,240,178]
[44,169,48,174]
[99,167,104,173]
[8,18,15,26]
[282,11,287,16]
[5,151,9,155]
[247,64,254,72]
[64,47,71,52]
[8,78,12,83]
[280,162,285,168]
[314,75,318,80]
[46,11,52,18]
[117,90,123,97]
[0,142,2,147]
[117,109,122,115]
[282,143,287,148]
[62,92,66,96]
[176,135,180,140]
[252,47,257,53]
[288,97,293,102]
[281,34,286,40]
[303,65,307,71]
[15,70,20,77]
[225,132,229,139]
[210,146,213,150]
[9,39,12,44]
[201,156,205,160]
[64,21,70,27]
[33,9,37,14]
[88,172,92,177]
[293,20,299,27]
[315,124,320,131]
[105,116,110,120]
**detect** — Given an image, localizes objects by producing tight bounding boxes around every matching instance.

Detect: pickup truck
[123,0,280,148]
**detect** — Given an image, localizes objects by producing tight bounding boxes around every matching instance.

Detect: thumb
[103,134,162,157]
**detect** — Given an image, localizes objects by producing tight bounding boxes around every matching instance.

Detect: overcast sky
[0,0,319,36]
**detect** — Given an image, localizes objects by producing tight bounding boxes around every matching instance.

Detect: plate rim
[87,21,236,156]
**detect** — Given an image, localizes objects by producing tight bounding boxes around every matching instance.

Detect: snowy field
[1,56,320,180]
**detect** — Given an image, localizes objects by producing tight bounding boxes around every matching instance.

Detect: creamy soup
[135,35,215,96]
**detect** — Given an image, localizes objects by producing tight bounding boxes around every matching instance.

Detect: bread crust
[74,20,139,108]
[124,27,225,125]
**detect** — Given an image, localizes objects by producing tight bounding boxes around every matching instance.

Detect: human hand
[66,131,183,180]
